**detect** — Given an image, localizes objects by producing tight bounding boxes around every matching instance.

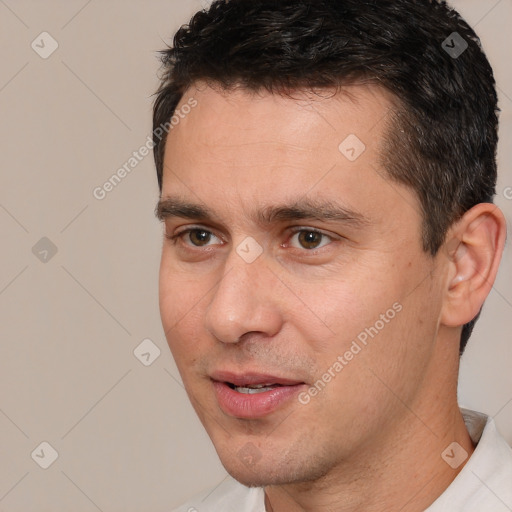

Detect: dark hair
[153,0,499,355]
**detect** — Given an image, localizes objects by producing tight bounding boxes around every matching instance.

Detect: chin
[223,463,296,488]
[217,446,332,488]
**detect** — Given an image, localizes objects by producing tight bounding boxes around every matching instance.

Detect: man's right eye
[167,228,222,247]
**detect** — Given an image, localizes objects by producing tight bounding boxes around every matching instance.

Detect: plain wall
[0,1,510,510]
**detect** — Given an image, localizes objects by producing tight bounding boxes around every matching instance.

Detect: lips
[211,370,305,387]
[210,370,307,418]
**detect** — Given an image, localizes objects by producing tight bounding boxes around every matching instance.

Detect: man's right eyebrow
[155,198,212,221]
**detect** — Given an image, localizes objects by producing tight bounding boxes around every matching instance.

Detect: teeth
[233,384,278,394]
[235,386,275,394]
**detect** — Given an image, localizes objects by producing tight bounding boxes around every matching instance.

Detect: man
[153,0,512,510]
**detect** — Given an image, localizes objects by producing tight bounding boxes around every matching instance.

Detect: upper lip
[210,370,305,387]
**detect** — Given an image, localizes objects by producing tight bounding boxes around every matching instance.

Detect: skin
[157,82,506,511]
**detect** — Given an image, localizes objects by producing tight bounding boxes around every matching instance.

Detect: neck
[264,342,474,512]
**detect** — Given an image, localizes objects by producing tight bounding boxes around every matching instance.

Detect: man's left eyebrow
[256,199,370,228]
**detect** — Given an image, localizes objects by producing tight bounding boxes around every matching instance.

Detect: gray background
[0,0,510,510]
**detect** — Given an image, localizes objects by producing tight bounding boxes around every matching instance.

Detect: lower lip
[212,381,306,419]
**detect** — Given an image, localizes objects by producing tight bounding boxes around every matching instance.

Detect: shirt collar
[425,407,512,511]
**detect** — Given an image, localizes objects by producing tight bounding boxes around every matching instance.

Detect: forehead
[164,83,391,170]
[167,82,394,156]
[161,83,418,233]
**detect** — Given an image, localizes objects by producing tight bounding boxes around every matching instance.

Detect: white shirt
[172,408,512,511]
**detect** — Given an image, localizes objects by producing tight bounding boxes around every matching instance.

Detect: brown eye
[166,226,222,252]
[291,230,331,250]
[188,229,213,246]
[298,231,322,249]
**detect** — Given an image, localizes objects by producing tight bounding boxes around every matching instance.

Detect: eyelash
[165,228,222,245]
[166,226,337,251]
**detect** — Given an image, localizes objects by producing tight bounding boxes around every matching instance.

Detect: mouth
[210,371,307,418]
[225,382,284,394]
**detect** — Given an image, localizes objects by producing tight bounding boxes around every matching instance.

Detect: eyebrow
[155,196,370,228]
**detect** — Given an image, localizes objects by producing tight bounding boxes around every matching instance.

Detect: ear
[440,203,507,328]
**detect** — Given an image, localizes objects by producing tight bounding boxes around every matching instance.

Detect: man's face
[158,83,446,486]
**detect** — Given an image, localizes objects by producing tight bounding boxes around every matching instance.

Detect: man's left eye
[288,230,333,250]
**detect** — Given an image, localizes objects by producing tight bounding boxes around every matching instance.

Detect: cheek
[304,272,390,347]
[300,254,423,369]
[158,257,207,355]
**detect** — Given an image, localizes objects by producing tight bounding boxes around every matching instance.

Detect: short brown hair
[153,0,499,354]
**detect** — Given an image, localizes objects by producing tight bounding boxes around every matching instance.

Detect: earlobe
[440,203,507,328]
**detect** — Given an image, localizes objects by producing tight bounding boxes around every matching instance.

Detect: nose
[204,250,283,344]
